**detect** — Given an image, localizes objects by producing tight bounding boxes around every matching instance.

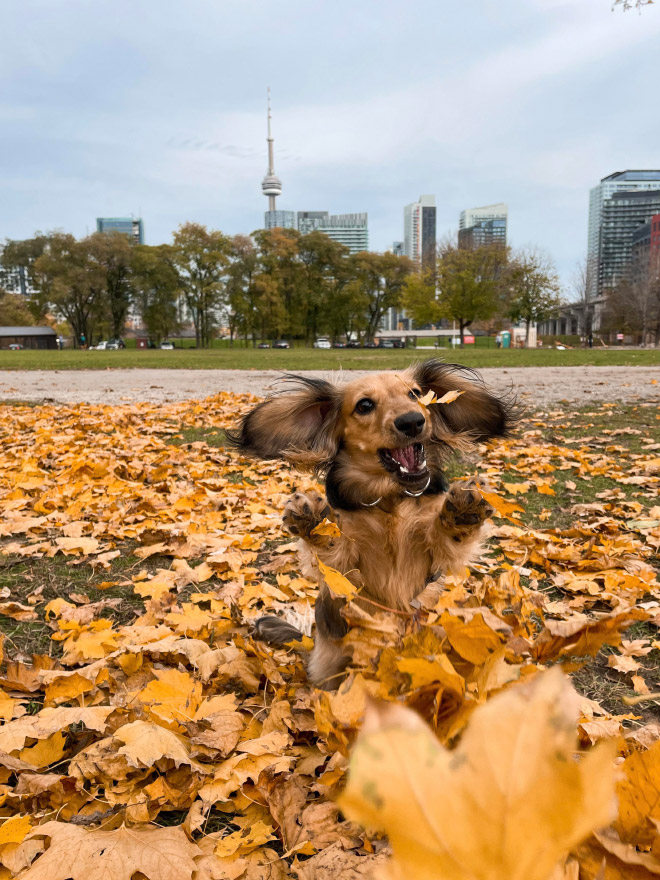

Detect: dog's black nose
[394,411,425,438]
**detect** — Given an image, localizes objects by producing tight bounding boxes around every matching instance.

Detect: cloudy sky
[1,0,659,285]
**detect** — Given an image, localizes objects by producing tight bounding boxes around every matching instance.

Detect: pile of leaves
[0,392,658,879]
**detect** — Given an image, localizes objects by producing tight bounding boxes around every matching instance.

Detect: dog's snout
[394,411,425,438]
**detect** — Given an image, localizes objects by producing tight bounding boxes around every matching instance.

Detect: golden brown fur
[228,360,514,687]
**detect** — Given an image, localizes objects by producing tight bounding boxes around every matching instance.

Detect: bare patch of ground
[0,365,658,406]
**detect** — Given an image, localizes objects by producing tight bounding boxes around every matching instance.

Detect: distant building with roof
[96,217,144,245]
[587,170,660,297]
[0,326,57,349]
[458,203,508,249]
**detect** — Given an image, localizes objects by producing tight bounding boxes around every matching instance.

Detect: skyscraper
[598,189,660,293]
[297,212,368,253]
[96,217,144,244]
[262,90,295,231]
[458,203,507,249]
[588,171,660,297]
[403,195,436,270]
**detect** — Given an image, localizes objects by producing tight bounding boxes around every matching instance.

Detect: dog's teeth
[400,465,409,473]
[421,460,427,468]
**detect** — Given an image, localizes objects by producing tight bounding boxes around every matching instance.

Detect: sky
[1,0,659,287]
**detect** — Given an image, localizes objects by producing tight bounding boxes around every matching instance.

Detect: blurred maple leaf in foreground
[341,668,616,880]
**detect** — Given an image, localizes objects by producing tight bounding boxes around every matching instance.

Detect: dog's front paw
[282,491,331,539]
[439,483,494,537]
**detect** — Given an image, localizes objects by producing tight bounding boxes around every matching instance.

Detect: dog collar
[404,475,432,497]
[360,474,432,507]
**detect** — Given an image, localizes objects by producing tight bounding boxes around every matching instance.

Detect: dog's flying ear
[413,359,514,441]
[226,376,341,469]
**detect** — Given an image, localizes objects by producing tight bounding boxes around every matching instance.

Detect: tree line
[1,224,561,347]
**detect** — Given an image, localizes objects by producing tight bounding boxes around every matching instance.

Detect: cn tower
[261,89,282,211]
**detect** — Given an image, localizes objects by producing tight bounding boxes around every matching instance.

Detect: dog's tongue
[392,445,416,470]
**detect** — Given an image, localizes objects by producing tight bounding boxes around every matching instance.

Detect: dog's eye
[354,398,375,415]
[409,388,422,400]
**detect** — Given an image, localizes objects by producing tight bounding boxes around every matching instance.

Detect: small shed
[0,326,58,350]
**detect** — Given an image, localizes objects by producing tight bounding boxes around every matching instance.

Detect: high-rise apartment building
[631,213,660,283]
[404,195,436,270]
[96,217,144,244]
[297,212,368,254]
[458,203,508,249]
[391,241,404,256]
[0,244,33,296]
[597,189,660,294]
[264,211,296,230]
[587,171,660,296]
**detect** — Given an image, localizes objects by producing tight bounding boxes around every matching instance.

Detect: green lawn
[1,347,660,370]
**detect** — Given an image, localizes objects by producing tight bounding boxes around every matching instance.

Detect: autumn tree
[404,243,507,346]
[172,223,232,347]
[0,291,37,325]
[225,235,262,346]
[297,232,350,343]
[86,231,135,339]
[132,244,181,342]
[349,251,414,340]
[507,248,562,347]
[32,234,103,347]
[253,227,305,339]
[1,234,50,321]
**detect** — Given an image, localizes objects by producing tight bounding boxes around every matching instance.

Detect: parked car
[8,343,23,350]
[379,339,405,349]
[257,342,270,349]
[107,337,126,349]
[273,340,290,349]
[95,341,109,350]
[363,341,377,349]
[346,340,361,348]
[313,338,331,349]
[159,341,174,350]
[332,342,346,349]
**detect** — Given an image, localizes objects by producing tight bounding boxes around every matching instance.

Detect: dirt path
[0,366,658,406]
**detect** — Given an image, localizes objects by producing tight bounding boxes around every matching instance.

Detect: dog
[228,359,514,687]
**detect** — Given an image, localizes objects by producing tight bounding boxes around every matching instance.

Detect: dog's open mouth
[378,442,428,481]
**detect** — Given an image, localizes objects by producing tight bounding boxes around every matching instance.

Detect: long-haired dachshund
[228,360,514,687]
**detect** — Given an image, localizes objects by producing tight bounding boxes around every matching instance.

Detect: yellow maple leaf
[20,822,201,880]
[418,389,465,406]
[477,488,525,521]
[317,560,360,599]
[310,518,341,538]
[340,669,616,880]
[0,815,32,848]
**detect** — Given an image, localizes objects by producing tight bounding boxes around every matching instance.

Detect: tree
[298,232,349,343]
[172,223,232,347]
[404,243,507,346]
[225,236,261,346]
[132,244,181,343]
[507,248,562,347]
[570,256,599,341]
[87,231,135,339]
[0,291,37,325]
[253,227,305,340]
[32,234,102,347]
[350,251,414,340]
[613,0,652,10]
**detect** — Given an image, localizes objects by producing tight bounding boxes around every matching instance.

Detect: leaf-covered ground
[0,393,659,879]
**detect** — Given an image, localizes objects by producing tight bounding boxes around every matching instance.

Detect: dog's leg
[282,490,334,544]
[437,481,494,542]
[306,586,350,689]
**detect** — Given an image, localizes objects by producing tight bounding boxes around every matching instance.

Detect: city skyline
[1,1,659,287]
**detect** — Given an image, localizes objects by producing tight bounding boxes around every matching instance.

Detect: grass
[0,542,168,658]
[2,347,660,371]
[1,400,659,722]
